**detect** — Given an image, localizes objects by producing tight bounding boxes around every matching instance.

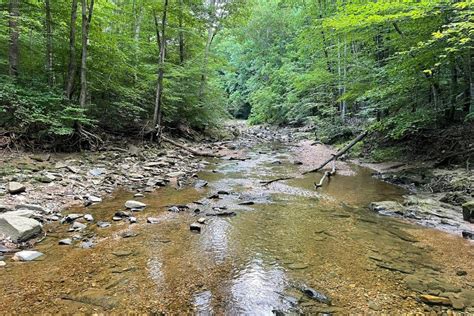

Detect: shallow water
[0,142,472,314]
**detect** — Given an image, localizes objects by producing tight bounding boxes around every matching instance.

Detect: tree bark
[65,0,78,99]
[8,0,20,78]
[178,0,185,64]
[45,0,54,87]
[132,0,143,81]
[152,0,168,141]
[79,0,94,108]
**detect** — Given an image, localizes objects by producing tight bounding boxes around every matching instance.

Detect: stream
[1,140,473,314]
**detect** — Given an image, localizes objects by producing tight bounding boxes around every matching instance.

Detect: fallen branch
[303,130,368,175]
[315,159,336,188]
[260,176,294,186]
[161,135,222,158]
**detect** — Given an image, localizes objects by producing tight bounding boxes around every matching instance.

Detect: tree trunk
[133,0,143,81]
[79,0,94,108]
[178,0,185,64]
[152,0,168,140]
[65,0,78,99]
[8,0,20,78]
[198,0,218,100]
[45,0,54,87]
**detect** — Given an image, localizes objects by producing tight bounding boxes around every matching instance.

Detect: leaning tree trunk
[152,0,168,141]
[8,0,20,78]
[65,0,78,99]
[45,0,54,87]
[79,0,94,108]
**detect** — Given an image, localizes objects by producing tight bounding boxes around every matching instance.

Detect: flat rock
[59,238,72,245]
[0,261,5,267]
[63,214,83,223]
[190,223,202,232]
[97,221,111,228]
[86,195,102,203]
[3,209,36,218]
[419,294,451,305]
[70,221,87,231]
[0,204,14,213]
[147,217,160,224]
[166,171,186,178]
[7,182,26,194]
[13,250,44,261]
[84,214,94,222]
[0,215,42,242]
[15,204,45,213]
[125,200,146,209]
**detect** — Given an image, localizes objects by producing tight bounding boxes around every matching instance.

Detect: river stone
[70,221,86,231]
[0,204,14,213]
[190,223,202,232]
[147,217,160,224]
[59,238,72,245]
[63,214,83,223]
[461,201,474,223]
[3,209,36,218]
[7,182,26,194]
[166,171,186,178]
[369,201,404,215]
[15,204,45,213]
[0,261,5,267]
[0,215,42,242]
[84,214,94,222]
[419,294,451,305]
[125,200,146,209]
[13,250,44,261]
[87,195,102,203]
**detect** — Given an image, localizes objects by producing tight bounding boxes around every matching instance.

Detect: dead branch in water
[260,176,294,186]
[315,159,336,188]
[302,130,368,175]
[161,135,222,158]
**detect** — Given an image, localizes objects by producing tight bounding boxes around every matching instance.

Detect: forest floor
[0,121,473,314]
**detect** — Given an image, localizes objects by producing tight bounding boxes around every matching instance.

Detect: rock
[205,211,236,217]
[462,201,474,223]
[0,204,14,213]
[288,263,308,270]
[0,245,19,253]
[80,240,95,249]
[217,190,230,195]
[15,204,45,213]
[124,200,146,209]
[121,231,138,238]
[419,294,451,305]
[462,230,474,240]
[190,223,202,233]
[293,160,303,165]
[168,206,180,213]
[84,214,94,222]
[2,209,36,218]
[38,173,56,183]
[368,301,381,311]
[194,180,208,188]
[134,193,144,198]
[302,287,331,305]
[7,182,26,194]
[59,238,72,245]
[440,192,468,206]
[129,216,137,223]
[89,168,106,176]
[97,221,111,228]
[456,270,467,276]
[63,214,83,223]
[30,154,50,162]
[147,217,160,224]
[112,216,122,221]
[369,201,404,215]
[197,217,206,224]
[86,195,102,203]
[112,250,133,257]
[166,171,186,178]
[0,261,5,267]
[66,165,80,174]
[13,250,44,261]
[238,201,255,205]
[0,215,42,242]
[70,221,86,231]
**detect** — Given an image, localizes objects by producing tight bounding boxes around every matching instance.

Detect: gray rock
[84,214,94,222]
[197,217,206,224]
[129,216,137,223]
[125,200,146,209]
[13,250,44,261]
[0,261,5,267]
[97,221,111,228]
[59,238,72,245]
[147,217,160,224]
[15,204,45,213]
[63,214,83,223]
[168,206,180,213]
[7,182,26,194]
[66,165,80,174]
[134,193,144,198]
[70,221,86,231]
[462,201,474,223]
[0,215,42,242]
[3,209,36,218]
[87,195,102,203]
[38,173,56,183]
[89,168,106,176]
[166,171,186,178]
[369,201,404,215]
[0,204,14,213]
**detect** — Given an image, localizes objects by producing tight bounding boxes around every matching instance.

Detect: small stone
[49,215,60,221]
[0,261,6,267]
[112,216,122,221]
[238,201,255,205]
[456,270,467,276]
[66,165,80,174]
[97,221,111,228]
[129,216,137,223]
[87,195,102,203]
[190,223,202,233]
[70,221,86,231]
[13,250,44,261]
[168,206,180,212]
[166,171,186,178]
[293,160,303,165]
[217,190,230,195]
[112,250,133,257]
[59,238,72,245]
[462,231,474,240]
[462,201,474,223]
[84,214,94,222]
[419,294,451,305]
[134,193,144,198]
[368,301,381,311]
[7,182,26,194]
[121,231,138,238]
[197,217,206,224]
[125,200,146,209]
[63,214,83,223]
[147,217,160,224]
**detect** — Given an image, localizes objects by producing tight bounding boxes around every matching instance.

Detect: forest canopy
[0,0,472,147]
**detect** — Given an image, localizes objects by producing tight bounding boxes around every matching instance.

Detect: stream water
[0,141,473,314]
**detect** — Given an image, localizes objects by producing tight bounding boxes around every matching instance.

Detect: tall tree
[79,0,94,108]
[45,0,54,87]
[152,0,169,140]
[65,0,79,99]
[8,0,20,78]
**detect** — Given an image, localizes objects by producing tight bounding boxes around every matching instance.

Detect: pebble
[125,200,146,209]
[197,217,206,224]
[97,221,111,228]
[134,193,144,198]
[190,223,202,233]
[13,250,44,261]
[84,214,94,222]
[70,221,87,231]
[59,238,72,245]
[0,261,5,267]
[129,216,137,223]
[147,217,160,224]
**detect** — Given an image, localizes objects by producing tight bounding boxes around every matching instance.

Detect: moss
[371,147,403,162]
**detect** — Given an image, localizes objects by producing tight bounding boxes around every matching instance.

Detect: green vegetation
[0,0,472,149]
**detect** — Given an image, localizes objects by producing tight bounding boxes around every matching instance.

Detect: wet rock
[7,182,26,194]
[0,215,42,242]
[190,223,202,233]
[456,270,467,276]
[97,221,111,228]
[125,200,146,209]
[376,261,414,274]
[70,221,86,231]
[206,211,236,217]
[301,287,331,305]
[238,201,255,205]
[288,263,309,270]
[147,217,160,224]
[59,238,72,245]
[217,190,230,195]
[419,294,451,305]
[13,250,44,261]
[461,201,474,223]
[62,290,117,310]
[168,205,189,212]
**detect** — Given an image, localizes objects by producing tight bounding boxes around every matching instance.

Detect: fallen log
[260,176,294,186]
[302,130,368,175]
[315,159,336,188]
[161,135,222,158]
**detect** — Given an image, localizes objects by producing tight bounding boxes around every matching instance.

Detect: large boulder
[462,201,474,223]
[0,215,42,242]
